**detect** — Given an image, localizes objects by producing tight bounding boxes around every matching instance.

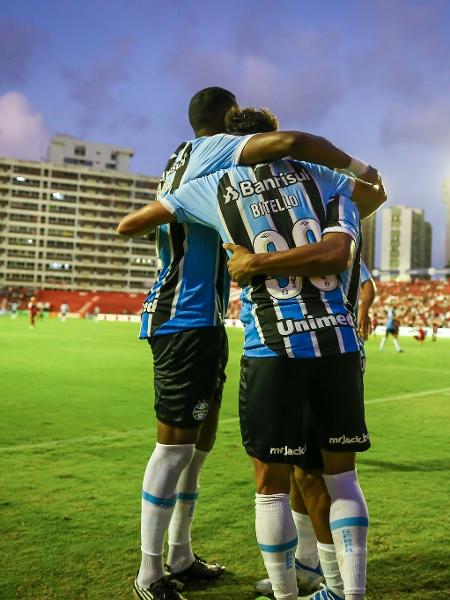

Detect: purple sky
[1,0,449,266]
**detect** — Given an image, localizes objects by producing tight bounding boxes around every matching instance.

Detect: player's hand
[358,166,380,186]
[358,311,372,341]
[223,243,255,286]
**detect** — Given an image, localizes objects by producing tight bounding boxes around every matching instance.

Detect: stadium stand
[225,280,450,328]
[0,286,145,316]
[372,280,450,328]
[1,281,449,325]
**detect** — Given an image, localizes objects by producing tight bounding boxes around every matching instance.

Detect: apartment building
[380,205,432,280]
[360,212,376,271]
[0,156,159,292]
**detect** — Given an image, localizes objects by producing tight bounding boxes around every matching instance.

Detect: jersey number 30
[253,218,337,299]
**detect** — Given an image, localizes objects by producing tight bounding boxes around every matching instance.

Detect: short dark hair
[188,87,237,135]
[225,107,279,135]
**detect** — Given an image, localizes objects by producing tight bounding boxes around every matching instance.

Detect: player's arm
[224,232,353,285]
[350,178,387,219]
[358,277,377,340]
[239,131,379,183]
[117,202,175,237]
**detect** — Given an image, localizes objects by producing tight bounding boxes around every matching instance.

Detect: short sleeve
[294,161,355,204]
[360,262,372,285]
[323,195,360,241]
[188,133,255,175]
[159,194,189,223]
[320,167,355,199]
[159,174,223,232]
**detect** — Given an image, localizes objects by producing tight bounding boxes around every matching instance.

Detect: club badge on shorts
[192,401,209,421]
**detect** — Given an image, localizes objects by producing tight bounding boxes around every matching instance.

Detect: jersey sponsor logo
[223,185,240,203]
[240,169,310,197]
[220,169,311,203]
[192,401,209,421]
[328,433,370,445]
[269,444,306,456]
[277,313,355,336]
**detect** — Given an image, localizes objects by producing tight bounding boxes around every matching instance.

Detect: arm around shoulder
[117,201,175,237]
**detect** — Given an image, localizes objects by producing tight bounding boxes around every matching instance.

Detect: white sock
[255,493,298,600]
[393,338,402,352]
[317,542,344,598]
[291,511,319,568]
[379,337,385,350]
[323,470,368,599]
[138,443,195,588]
[167,448,208,573]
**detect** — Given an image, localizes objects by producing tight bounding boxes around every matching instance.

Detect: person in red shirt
[414,326,426,343]
[28,296,38,329]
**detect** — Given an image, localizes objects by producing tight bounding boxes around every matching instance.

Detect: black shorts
[149,326,228,429]
[386,327,398,336]
[239,352,370,465]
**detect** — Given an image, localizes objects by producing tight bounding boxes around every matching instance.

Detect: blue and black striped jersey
[140,133,252,338]
[341,260,372,315]
[360,261,372,286]
[161,159,361,359]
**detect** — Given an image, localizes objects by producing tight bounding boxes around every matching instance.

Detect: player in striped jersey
[119,92,383,600]
[254,260,377,600]
[131,126,385,600]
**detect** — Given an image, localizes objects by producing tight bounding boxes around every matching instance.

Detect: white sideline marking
[365,387,450,405]
[1,389,449,454]
[0,416,239,454]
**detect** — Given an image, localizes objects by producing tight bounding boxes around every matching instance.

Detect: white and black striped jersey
[140,133,252,338]
[161,159,361,359]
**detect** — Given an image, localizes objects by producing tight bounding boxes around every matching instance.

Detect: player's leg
[139,421,197,589]
[241,356,306,600]
[320,452,367,600]
[392,332,402,352]
[312,353,370,600]
[291,416,342,598]
[253,458,298,600]
[379,330,387,350]
[293,468,344,599]
[166,329,228,579]
[138,328,225,593]
[291,471,321,570]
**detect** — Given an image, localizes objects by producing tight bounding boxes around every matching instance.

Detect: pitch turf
[0,317,449,600]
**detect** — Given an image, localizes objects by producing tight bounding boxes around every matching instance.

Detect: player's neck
[194,127,224,138]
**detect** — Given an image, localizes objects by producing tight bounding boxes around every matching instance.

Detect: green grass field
[1,317,449,600]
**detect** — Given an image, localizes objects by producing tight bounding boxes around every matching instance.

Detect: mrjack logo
[269,445,306,457]
[329,433,370,445]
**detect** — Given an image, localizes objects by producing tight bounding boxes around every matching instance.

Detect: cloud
[0,21,46,86]
[62,36,135,133]
[162,26,345,128]
[348,0,449,92]
[381,97,450,146]
[0,92,49,160]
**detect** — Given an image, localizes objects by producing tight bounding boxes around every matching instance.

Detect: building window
[74,146,86,156]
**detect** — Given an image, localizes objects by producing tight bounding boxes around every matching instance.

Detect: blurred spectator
[225,280,450,328]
